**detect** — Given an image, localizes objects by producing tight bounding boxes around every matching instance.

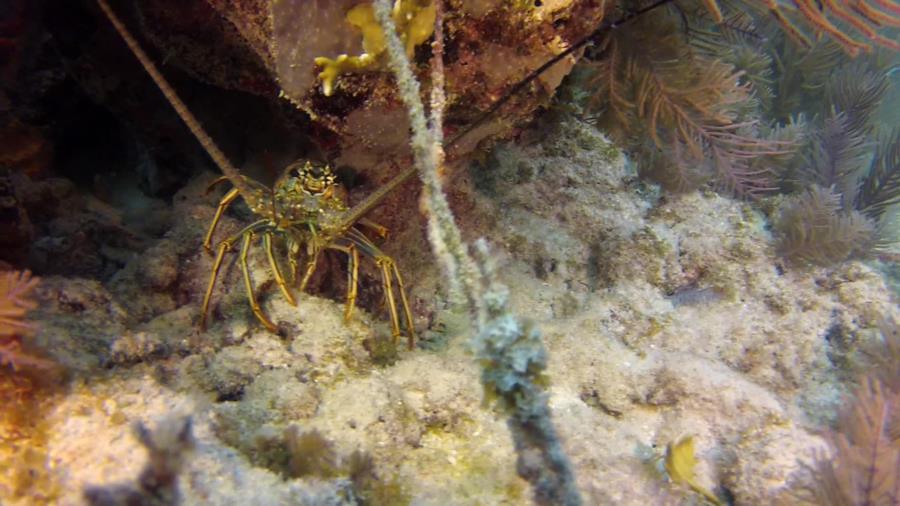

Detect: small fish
[667,285,723,308]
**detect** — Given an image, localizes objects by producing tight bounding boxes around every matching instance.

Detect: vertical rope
[373,2,581,503]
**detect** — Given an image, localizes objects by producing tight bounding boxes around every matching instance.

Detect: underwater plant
[281,428,410,504]
[774,107,898,265]
[557,0,898,266]
[860,317,900,393]
[0,270,37,338]
[857,128,900,224]
[0,269,58,502]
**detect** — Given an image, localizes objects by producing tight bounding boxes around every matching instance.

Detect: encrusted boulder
[132,0,609,168]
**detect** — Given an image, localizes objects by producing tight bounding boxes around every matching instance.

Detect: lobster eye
[309,165,325,178]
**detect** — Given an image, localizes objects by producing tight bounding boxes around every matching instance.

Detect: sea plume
[583,10,792,195]
[791,376,900,505]
[704,0,900,55]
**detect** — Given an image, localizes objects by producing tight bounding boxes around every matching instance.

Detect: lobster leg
[298,249,321,292]
[327,243,361,321]
[240,231,277,332]
[205,175,230,192]
[264,231,296,306]
[200,240,230,331]
[357,217,389,238]
[203,187,240,252]
[286,237,301,284]
[389,260,416,350]
[377,258,402,344]
[199,220,268,331]
[347,244,360,321]
[346,228,416,348]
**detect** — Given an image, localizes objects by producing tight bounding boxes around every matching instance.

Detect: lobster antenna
[447,0,675,147]
[95,0,252,194]
[339,0,675,227]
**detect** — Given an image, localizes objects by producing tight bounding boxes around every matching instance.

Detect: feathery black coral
[801,113,870,198]
[857,128,900,222]
[826,70,890,140]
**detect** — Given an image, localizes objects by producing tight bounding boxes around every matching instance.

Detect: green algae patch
[0,371,64,504]
[410,427,527,503]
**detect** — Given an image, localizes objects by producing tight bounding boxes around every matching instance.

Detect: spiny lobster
[96,0,420,346]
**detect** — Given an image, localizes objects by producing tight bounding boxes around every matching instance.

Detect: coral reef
[0,112,894,504]
[0,1,898,505]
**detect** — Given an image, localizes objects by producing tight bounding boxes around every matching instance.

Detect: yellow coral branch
[314,0,436,96]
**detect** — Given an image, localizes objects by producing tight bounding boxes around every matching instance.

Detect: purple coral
[0,269,50,371]
[0,269,38,337]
